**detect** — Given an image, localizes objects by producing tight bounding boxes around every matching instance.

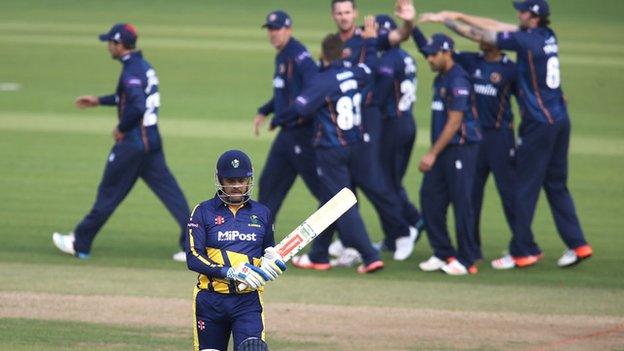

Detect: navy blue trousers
[258,126,324,217]
[420,144,479,268]
[379,116,422,236]
[73,142,189,254]
[472,128,517,260]
[194,288,264,351]
[509,118,587,256]
[308,143,411,264]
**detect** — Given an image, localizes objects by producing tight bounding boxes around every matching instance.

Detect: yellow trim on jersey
[207,247,230,293]
[193,286,200,351]
[188,204,217,268]
[259,290,266,341]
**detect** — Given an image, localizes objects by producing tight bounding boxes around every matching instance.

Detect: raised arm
[442,11,517,32]
[443,18,497,45]
[386,0,415,46]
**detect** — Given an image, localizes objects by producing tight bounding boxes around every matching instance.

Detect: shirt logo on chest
[215,216,225,225]
[248,214,262,228]
[218,230,257,241]
[490,72,502,84]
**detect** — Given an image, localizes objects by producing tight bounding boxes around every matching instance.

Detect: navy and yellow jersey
[496,27,567,124]
[185,196,275,294]
[453,52,517,130]
[375,47,417,120]
[430,64,482,145]
[258,37,318,130]
[98,51,162,152]
[274,38,377,148]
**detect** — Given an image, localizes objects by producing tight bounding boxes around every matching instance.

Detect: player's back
[377,47,417,119]
[118,51,162,151]
[498,27,567,123]
[312,61,372,147]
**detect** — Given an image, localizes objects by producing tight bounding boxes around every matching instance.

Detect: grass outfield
[1,0,624,350]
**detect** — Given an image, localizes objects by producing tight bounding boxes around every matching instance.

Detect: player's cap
[216,150,253,179]
[513,0,550,16]
[262,10,292,29]
[421,33,454,56]
[99,23,138,46]
[375,14,397,36]
[238,337,269,351]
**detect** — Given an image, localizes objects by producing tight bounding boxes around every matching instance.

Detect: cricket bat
[239,187,357,290]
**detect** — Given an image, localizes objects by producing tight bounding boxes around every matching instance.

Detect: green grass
[1,0,624,350]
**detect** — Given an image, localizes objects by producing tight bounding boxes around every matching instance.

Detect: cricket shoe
[491,252,543,270]
[557,244,593,268]
[291,254,331,271]
[52,232,90,259]
[441,258,477,276]
[357,260,384,274]
[393,226,420,261]
[328,239,345,258]
[418,255,447,272]
[330,248,362,267]
[172,251,186,262]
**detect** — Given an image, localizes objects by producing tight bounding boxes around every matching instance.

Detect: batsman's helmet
[214,149,254,205]
[238,337,269,351]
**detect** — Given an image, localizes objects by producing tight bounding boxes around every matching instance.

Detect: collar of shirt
[120,51,143,65]
[209,193,253,213]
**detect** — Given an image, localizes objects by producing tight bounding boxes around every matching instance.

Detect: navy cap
[375,14,397,36]
[216,150,253,179]
[513,0,550,16]
[262,10,292,29]
[99,23,138,46]
[421,33,454,56]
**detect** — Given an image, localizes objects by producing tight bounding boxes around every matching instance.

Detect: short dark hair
[331,0,356,10]
[322,34,343,62]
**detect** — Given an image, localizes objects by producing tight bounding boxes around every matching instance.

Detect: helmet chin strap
[214,173,254,205]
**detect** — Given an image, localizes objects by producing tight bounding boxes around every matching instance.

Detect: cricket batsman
[186,150,286,351]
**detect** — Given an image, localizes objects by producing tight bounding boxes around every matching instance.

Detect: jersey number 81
[336,93,362,130]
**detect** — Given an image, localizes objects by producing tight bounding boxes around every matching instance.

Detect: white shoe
[328,239,345,258]
[441,259,468,275]
[491,254,516,270]
[393,234,415,261]
[52,232,76,255]
[419,256,446,272]
[330,248,362,267]
[409,226,420,241]
[557,249,578,267]
[172,251,186,262]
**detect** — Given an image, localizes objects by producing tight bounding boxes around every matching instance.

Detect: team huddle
[50,0,593,350]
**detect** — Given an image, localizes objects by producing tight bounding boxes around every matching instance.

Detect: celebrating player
[327,0,420,262]
[373,14,424,255]
[254,10,325,224]
[412,30,482,275]
[429,0,593,268]
[276,18,390,273]
[52,23,190,261]
[414,24,518,262]
[186,150,286,351]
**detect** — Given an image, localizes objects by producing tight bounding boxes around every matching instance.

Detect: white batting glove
[260,247,287,281]
[227,262,269,290]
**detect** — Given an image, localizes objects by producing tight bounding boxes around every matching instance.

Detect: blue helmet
[215,150,254,204]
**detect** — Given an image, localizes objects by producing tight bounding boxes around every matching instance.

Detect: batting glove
[260,247,287,281]
[227,262,270,290]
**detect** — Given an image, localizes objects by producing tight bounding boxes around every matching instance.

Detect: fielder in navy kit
[52,23,190,261]
[412,31,482,275]
[417,24,519,260]
[254,11,324,221]
[278,25,405,273]
[436,0,592,269]
[187,150,286,351]
[374,15,423,252]
[327,0,421,262]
